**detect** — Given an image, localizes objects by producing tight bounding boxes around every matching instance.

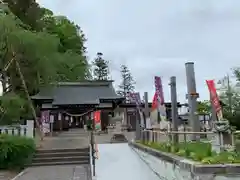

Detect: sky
[37,0,240,103]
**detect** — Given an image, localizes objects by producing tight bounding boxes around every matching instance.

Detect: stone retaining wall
[129,142,240,175]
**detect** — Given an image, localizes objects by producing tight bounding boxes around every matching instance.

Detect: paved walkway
[95,143,160,180]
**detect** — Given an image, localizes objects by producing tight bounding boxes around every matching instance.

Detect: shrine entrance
[31,81,124,133]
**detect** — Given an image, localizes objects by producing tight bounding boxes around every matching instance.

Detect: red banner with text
[94,110,101,130]
[206,80,223,120]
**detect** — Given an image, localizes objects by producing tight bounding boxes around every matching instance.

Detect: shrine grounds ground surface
[9,130,240,180]
[11,129,90,180]
[11,130,134,180]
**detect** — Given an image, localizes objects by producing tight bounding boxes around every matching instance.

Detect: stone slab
[129,142,240,175]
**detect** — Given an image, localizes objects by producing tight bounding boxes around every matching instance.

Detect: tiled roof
[31,81,122,105]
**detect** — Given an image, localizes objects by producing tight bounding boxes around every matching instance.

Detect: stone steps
[35,151,87,158]
[31,148,90,167]
[30,161,90,167]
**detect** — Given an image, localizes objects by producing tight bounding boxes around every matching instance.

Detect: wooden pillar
[58,112,62,131]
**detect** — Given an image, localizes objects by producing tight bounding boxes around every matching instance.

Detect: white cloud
[37,0,240,102]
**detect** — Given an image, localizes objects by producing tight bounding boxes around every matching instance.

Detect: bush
[0,134,36,170]
[0,93,29,125]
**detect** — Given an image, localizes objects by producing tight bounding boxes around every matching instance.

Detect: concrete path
[95,143,160,180]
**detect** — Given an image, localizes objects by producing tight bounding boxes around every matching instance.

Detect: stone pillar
[135,109,141,141]
[144,92,149,128]
[26,120,34,138]
[185,62,200,141]
[170,76,179,144]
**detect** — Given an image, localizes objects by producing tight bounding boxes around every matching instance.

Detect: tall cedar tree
[92,52,109,80]
[117,64,135,97]
[0,1,90,124]
[3,0,42,31]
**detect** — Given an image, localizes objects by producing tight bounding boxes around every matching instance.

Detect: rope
[63,109,94,117]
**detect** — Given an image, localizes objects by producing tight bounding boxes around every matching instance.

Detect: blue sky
[37,0,240,102]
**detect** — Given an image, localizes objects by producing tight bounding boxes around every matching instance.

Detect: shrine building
[31,80,124,131]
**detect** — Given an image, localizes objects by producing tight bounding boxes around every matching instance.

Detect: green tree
[197,100,211,114]
[0,2,90,125]
[39,10,90,80]
[2,2,90,85]
[0,13,60,95]
[217,74,240,113]
[92,52,110,80]
[117,64,135,97]
[3,0,42,30]
[217,72,240,129]
[0,93,26,125]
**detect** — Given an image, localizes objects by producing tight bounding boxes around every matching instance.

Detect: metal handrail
[90,130,96,176]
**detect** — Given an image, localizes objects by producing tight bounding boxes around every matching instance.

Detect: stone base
[110,133,128,143]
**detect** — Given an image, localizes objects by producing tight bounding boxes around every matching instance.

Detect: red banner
[206,80,223,120]
[94,111,101,124]
[151,92,158,111]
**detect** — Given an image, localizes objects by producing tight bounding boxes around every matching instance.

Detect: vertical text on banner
[154,76,167,121]
[130,92,145,127]
[41,110,50,134]
[206,80,223,120]
[94,110,101,130]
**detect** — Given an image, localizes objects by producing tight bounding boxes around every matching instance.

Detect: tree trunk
[2,72,7,94]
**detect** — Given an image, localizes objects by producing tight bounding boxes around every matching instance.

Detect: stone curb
[129,142,240,175]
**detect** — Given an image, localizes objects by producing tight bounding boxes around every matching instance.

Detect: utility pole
[218,74,233,114]
[170,76,179,144]
[185,62,200,141]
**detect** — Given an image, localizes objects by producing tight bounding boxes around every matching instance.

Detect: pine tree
[92,52,109,80]
[117,64,135,98]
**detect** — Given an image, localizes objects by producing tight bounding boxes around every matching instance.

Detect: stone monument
[211,120,234,152]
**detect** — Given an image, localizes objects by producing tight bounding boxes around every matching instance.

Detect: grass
[138,141,240,164]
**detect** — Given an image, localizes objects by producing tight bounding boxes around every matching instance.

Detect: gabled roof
[31,81,123,105]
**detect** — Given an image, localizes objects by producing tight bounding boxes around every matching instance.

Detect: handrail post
[90,111,96,176]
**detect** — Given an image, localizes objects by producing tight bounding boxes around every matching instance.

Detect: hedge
[0,134,36,170]
[140,141,240,164]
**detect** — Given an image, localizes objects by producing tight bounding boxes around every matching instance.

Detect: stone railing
[0,120,34,138]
